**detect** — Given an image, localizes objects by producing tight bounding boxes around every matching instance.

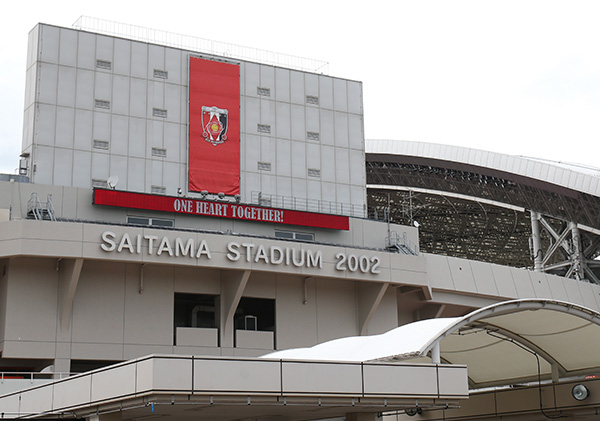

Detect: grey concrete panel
[91,362,136,402]
[165,48,182,85]
[165,83,181,123]
[194,358,280,392]
[129,78,147,118]
[236,330,274,350]
[33,145,55,184]
[128,117,146,158]
[426,254,455,291]
[112,37,131,76]
[470,260,499,297]
[35,104,57,146]
[148,44,165,79]
[95,34,114,64]
[260,98,275,127]
[57,66,76,107]
[53,374,91,410]
[16,382,53,413]
[490,263,518,299]
[511,267,536,298]
[112,75,130,116]
[347,81,363,115]
[307,179,322,201]
[72,150,92,188]
[27,25,40,69]
[148,119,164,149]
[319,75,334,110]
[53,147,73,187]
[334,111,349,148]
[348,113,364,150]
[349,149,365,187]
[260,64,275,92]
[275,68,290,102]
[149,80,165,112]
[92,111,111,143]
[321,146,336,182]
[109,155,128,188]
[276,175,292,197]
[529,271,553,298]
[560,277,585,306]
[245,62,260,97]
[335,148,350,184]
[447,257,477,294]
[76,31,96,70]
[58,28,77,67]
[244,134,260,173]
[545,273,570,301]
[290,104,305,141]
[75,68,94,110]
[55,106,75,148]
[164,161,181,195]
[336,183,351,205]
[39,25,60,64]
[282,361,362,394]
[315,278,358,342]
[130,42,148,79]
[275,102,291,139]
[364,364,438,396]
[306,142,320,169]
[123,264,174,346]
[290,71,304,105]
[244,96,260,133]
[276,139,292,177]
[305,105,319,134]
[261,137,276,170]
[38,63,58,105]
[260,172,274,195]
[74,108,93,151]
[333,78,348,112]
[291,141,306,179]
[110,114,129,156]
[94,70,112,102]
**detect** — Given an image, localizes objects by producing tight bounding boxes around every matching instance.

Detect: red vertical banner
[188,57,240,195]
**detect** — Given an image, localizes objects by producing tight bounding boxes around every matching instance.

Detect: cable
[486,330,565,419]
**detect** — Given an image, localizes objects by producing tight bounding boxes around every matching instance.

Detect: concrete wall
[22,23,366,211]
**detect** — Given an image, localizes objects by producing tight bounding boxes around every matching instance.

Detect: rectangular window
[151,185,166,195]
[257,124,271,134]
[153,108,168,118]
[153,69,168,79]
[96,60,112,70]
[93,140,109,150]
[257,161,271,171]
[257,87,271,97]
[94,99,110,109]
[174,293,219,346]
[307,131,320,141]
[127,216,174,227]
[152,147,167,158]
[275,230,314,241]
[306,95,319,105]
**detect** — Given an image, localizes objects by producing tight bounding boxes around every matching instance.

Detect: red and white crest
[201,106,229,146]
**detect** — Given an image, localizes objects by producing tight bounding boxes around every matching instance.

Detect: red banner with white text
[188,57,240,195]
[93,189,349,230]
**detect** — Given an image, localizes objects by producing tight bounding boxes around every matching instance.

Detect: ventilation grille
[257,161,272,171]
[257,124,271,134]
[307,131,320,141]
[92,179,108,188]
[153,69,168,79]
[257,87,271,97]
[95,99,110,109]
[153,108,168,118]
[306,95,319,105]
[96,60,112,70]
[151,185,166,195]
[93,140,109,150]
[307,168,321,178]
[152,147,167,157]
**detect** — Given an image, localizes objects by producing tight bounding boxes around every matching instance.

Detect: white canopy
[263,299,600,389]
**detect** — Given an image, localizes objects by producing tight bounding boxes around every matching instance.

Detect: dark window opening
[174,293,219,331]
[234,297,275,332]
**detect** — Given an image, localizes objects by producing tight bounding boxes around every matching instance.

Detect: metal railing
[251,191,367,218]
[72,16,329,74]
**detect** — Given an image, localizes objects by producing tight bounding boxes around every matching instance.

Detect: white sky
[2,0,600,174]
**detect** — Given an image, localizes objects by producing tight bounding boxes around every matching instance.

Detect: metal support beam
[59,258,84,332]
[358,282,389,336]
[530,211,543,272]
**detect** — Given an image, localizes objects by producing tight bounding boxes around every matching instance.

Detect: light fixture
[234,194,241,203]
[218,192,225,199]
[405,407,422,416]
[572,384,589,401]
[177,187,183,196]
[200,190,208,199]
[413,220,420,228]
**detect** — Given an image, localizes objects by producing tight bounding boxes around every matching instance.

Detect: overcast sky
[2,0,600,174]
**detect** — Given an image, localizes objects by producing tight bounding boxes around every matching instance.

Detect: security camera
[405,407,422,416]
[177,188,183,195]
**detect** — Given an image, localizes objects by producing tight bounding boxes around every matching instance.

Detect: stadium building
[1,18,600,420]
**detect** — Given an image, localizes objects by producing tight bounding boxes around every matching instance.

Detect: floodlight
[572,384,589,401]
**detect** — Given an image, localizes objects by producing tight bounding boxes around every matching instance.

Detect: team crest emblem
[201,106,229,146]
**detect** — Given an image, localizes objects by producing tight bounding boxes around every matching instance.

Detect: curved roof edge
[366,139,600,199]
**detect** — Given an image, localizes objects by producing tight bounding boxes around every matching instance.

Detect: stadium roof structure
[366,140,600,282]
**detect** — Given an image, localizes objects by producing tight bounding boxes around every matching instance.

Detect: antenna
[107,175,119,190]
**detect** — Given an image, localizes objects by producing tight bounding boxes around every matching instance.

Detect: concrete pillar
[52,358,71,380]
[530,211,543,272]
